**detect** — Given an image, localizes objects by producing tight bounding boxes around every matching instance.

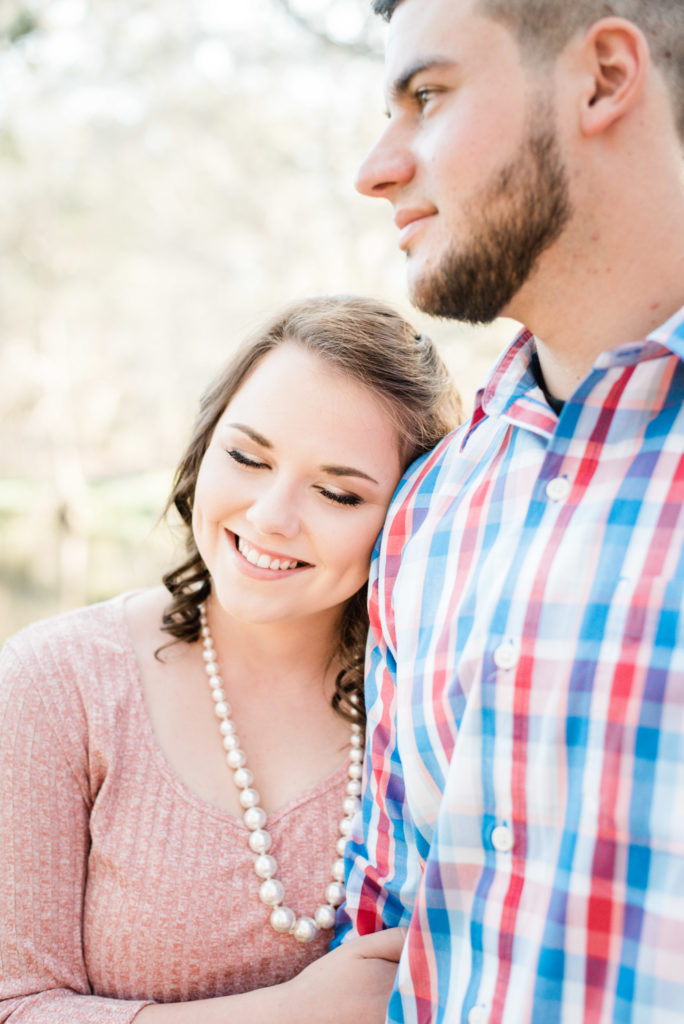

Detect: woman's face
[192,342,403,630]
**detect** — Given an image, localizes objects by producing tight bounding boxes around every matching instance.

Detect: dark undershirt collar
[529,350,565,415]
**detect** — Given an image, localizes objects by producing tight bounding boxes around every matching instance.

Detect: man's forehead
[385,0,479,44]
[383,0,505,96]
[384,0,492,66]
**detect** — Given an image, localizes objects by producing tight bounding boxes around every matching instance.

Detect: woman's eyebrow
[321,465,379,485]
[227,422,272,448]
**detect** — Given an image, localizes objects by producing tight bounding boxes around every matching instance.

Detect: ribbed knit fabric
[0,595,349,1022]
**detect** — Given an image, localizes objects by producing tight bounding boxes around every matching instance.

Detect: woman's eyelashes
[317,488,363,508]
[226,447,266,469]
[226,449,363,508]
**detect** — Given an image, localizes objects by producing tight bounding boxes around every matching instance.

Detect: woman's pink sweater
[0,596,348,1022]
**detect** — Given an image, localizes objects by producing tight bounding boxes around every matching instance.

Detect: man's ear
[577,18,650,137]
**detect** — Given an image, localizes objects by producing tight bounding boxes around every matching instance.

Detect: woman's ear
[578,18,650,137]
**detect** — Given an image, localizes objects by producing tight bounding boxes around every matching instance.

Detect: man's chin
[406,257,516,324]
[406,265,446,318]
[406,268,492,323]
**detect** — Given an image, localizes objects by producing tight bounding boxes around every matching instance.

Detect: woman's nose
[354,123,416,199]
[244,481,301,540]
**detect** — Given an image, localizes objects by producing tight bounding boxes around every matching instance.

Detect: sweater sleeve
[0,635,153,1023]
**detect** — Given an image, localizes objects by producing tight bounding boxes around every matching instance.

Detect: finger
[352,926,408,961]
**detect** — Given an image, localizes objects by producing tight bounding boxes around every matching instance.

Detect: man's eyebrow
[321,465,380,485]
[226,423,273,448]
[387,58,458,107]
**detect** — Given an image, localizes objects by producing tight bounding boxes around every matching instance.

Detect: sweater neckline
[111,590,351,830]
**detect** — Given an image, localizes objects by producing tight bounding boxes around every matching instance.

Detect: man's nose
[354,123,416,199]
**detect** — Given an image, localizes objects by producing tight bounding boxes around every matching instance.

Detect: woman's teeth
[237,537,299,571]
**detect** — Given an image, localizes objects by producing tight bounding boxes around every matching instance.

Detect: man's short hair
[371,0,684,140]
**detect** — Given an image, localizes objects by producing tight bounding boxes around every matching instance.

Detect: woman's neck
[203,596,343,695]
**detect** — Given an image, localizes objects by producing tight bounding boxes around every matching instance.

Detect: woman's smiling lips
[227,531,312,578]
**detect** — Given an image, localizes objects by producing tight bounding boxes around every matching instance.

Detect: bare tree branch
[271,0,380,58]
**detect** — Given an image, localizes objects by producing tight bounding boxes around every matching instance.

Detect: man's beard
[409,107,572,324]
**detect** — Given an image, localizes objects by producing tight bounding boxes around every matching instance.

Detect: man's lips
[394,208,436,250]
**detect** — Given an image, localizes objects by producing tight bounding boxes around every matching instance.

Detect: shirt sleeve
[333,532,418,946]
[0,638,152,1023]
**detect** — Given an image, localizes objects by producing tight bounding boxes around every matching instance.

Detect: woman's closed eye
[227,448,363,506]
[226,448,267,469]
[317,487,363,508]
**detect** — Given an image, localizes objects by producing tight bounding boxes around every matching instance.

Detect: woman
[0,295,461,1023]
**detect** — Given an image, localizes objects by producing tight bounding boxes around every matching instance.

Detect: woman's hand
[284,927,406,1024]
[134,928,406,1024]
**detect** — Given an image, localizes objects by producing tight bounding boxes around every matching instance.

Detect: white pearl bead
[254,854,277,879]
[293,916,318,943]
[248,829,272,853]
[259,878,285,907]
[244,806,267,830]
[233,767,253,788]
[270,906,296,933]
[314,904,337,930]
[226,748,246,768]
[343,795,360,816]
[239,787,261,809]
[199,601,354,945]
[325,881,345,907]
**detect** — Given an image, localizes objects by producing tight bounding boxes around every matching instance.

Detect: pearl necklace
[199,603,364,944]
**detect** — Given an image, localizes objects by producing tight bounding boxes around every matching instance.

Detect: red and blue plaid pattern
[336,308,684,1023]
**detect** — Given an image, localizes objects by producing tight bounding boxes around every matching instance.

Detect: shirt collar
[465,328,556,447]
[462,304,684,451]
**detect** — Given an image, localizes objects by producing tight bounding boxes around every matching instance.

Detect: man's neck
[508,206,684,400]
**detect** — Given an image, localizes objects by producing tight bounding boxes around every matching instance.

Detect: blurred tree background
[0,0,513,641]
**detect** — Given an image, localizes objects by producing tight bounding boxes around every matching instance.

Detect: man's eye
[318,488,363,507]
[415,87,436,108]
[226,448,265,469]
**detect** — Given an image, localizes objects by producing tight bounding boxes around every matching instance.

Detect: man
[335,1,684,1021]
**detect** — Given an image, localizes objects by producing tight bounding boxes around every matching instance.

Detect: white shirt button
[468,1006,489,1024]
[493,639,519,671]
[545,476,571,502]
[491,825,514,853]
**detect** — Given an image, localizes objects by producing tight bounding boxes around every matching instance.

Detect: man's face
[356,0,572,323]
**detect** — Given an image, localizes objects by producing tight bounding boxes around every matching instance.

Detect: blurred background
[0,0,515,642]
